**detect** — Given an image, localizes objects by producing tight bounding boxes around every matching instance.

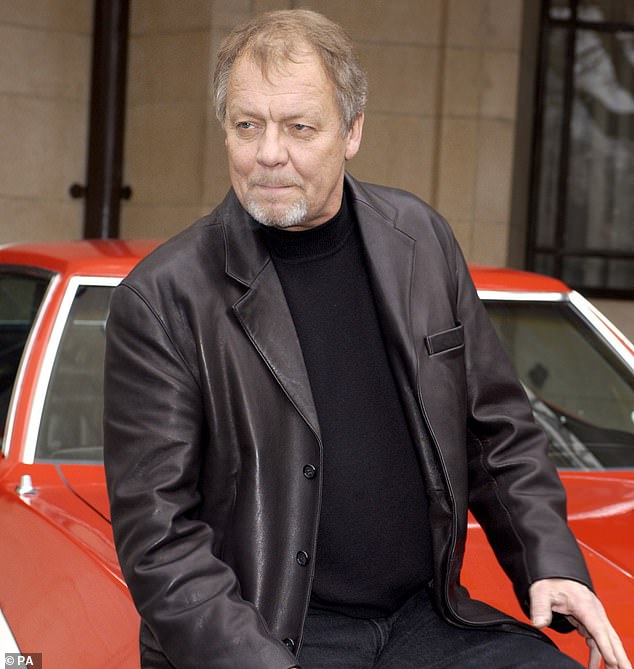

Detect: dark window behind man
[103,10,631,669]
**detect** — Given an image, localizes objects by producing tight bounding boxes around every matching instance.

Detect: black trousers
[299,589,585,669]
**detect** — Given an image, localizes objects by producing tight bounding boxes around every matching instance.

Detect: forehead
[227,49,333,102]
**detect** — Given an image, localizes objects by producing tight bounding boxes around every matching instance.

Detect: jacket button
[283,637,296,652]
[296,550,310,566]
[303,464,317,479]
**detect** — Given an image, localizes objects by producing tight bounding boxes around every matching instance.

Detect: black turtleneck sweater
[259,194,433,617]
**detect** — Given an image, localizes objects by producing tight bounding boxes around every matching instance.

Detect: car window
[484,300,634,470]
[35,284,114,463]
[0,270,50,448]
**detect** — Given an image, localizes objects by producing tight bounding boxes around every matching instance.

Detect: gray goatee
[246,197,309,229]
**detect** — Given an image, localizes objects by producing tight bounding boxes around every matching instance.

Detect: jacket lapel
[349,177,419,389]
[349,177,449,493]
[220,176,422,442]
[221,192,321,440]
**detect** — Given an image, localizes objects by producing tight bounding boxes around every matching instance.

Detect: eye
[289,123,315,138]
[234,121,259,139]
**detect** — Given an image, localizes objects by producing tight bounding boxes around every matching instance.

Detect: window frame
[22,275,121,465]
[0,266,57,459]
[527,0,634,299]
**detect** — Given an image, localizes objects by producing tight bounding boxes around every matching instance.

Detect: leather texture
[104,175,592,669]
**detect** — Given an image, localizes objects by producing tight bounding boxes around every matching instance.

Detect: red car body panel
[0,240,632,666]
[469,264,572,294]
[0,463,138,666]
[462,471,634,661]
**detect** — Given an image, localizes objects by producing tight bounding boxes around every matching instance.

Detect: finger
[584,616,623,668]
[529,585,554,628]
[568,613,615,668]
[575,614,630,669]
[604,625,633,669]
[587,638,602,669]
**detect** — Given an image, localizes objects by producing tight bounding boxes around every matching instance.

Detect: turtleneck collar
[257,191,353,263]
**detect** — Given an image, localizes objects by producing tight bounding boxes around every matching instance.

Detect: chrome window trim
[22,275,122,465]
[568,291,634,374]
[477,290,569,302]
[2,273,59,459]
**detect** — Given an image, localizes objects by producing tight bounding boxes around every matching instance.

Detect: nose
[256,125,288,167]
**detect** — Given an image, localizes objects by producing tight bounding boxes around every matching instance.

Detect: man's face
[223,49,363,230]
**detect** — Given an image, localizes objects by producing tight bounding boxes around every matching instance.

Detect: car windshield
[0,269,50,449]
[484,300,634,470]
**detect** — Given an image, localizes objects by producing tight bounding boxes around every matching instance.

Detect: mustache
[248,176,303,188]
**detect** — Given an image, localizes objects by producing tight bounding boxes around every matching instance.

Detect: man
[103,9,631,669]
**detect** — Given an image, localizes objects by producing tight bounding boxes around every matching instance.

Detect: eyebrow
[226,103,323,124]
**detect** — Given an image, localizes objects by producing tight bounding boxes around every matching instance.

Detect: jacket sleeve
[448,237,592,629]
[103,283,297,669]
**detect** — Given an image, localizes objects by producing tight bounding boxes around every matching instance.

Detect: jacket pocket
[424,323,464,356]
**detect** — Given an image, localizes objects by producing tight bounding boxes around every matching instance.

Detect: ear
[344,113,364,161]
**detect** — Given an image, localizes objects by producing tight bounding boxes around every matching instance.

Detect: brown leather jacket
[104,175,591,669]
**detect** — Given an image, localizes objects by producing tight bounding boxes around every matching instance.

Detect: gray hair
[213,9,367,134]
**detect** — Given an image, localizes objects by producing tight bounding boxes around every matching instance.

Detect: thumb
[530,584,554,629]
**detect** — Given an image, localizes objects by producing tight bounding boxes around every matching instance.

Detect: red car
[1,240,632,667]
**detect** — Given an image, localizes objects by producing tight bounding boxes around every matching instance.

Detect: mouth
[249,178,302,192]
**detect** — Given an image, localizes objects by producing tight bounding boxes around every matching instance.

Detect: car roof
[0,239,161,277]
[0,240,572,293]
[469,264,570,293]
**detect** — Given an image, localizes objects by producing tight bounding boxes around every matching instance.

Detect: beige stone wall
[1,2,632,340]
[0,0,91,243]
[0,0,525,264]
[122,0,524,269]
[436,0,522,264]
[122,0,215,239]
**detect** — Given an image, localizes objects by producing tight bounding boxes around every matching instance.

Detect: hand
[529,578,631,669]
